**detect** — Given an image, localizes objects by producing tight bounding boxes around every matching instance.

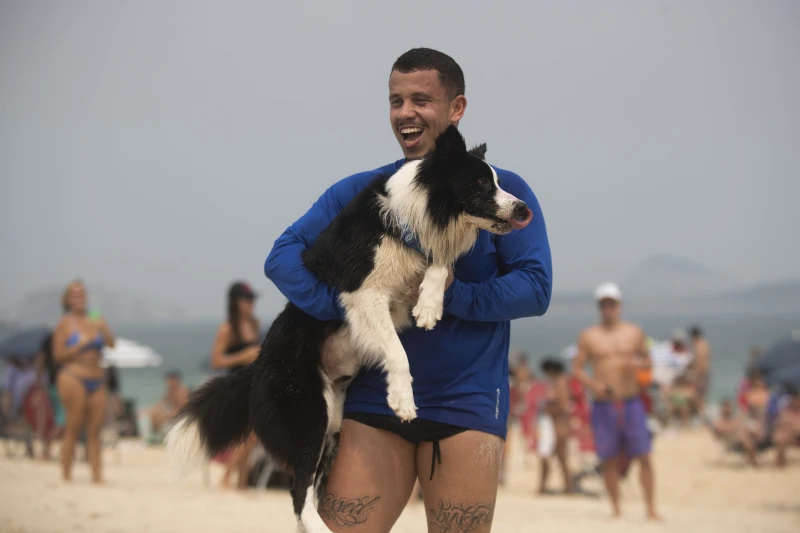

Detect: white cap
[594,282,622,302]
[671,328,687,343]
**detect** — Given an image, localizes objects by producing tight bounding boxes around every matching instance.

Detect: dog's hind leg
[314,433,339,505]
[340,290,417,421]
[291,432,334,533]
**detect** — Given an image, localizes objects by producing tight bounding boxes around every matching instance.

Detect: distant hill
[710,280,800,312]
[623,255,737,300]
[550,276,800,315]
[1,285,190,327]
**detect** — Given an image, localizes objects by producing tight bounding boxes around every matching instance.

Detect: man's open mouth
[399,125,424,145]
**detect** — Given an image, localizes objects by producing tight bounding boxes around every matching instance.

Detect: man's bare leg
[320,419,417,532]
[638,454,661,520]
[537,457,550,494]
[600,457,621,518]
[417,430,503,533]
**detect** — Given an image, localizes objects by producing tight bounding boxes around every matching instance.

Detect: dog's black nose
[512,201,529,220]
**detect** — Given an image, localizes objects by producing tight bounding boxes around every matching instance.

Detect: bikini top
[65,328,104,352]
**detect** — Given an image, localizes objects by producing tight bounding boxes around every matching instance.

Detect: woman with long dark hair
[209,281,261,489]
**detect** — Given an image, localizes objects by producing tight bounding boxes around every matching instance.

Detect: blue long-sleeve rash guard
[264,158,552,438]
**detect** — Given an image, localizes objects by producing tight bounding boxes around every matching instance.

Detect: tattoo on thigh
[427,499,494,533]
[319,492,381,528]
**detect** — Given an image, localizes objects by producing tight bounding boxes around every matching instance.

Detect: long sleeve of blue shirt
[442,169,552,322]
[264,167,392,322]
[265,163,552,324]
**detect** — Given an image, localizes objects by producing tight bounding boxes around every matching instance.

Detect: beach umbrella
[0,326,51,360]
[102,337,163,369]
[755,337,800,387]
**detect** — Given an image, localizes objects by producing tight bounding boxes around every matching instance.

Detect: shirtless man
[689,325,712,417]
[572,282,660,520]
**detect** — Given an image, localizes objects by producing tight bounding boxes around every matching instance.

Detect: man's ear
[468,143,487,160]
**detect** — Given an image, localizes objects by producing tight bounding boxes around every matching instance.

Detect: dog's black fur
[166,126,531,532]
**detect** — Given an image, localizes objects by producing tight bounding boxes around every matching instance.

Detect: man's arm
[572,331,608,398]
[638,328,653,370]
[442,171,552,322]
[264,172,375,322]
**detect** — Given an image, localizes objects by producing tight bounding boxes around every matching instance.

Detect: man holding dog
[265,48,552,532]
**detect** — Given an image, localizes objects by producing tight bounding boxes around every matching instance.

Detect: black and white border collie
[166,125,533,533]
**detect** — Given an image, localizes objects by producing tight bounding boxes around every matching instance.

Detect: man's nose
[397,102,415,120]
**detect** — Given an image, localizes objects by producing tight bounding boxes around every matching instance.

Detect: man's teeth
[400,127,423,134]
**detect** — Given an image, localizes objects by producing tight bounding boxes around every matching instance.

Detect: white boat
[102,337,163,369]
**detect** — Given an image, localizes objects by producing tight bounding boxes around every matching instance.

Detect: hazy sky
[2,0,798,320]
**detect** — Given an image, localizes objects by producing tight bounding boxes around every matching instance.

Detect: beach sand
[1,428,798,533]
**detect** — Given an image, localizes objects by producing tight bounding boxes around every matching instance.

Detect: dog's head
[415,125,533,235]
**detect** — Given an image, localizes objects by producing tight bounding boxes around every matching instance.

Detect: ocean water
[115,310,800,411]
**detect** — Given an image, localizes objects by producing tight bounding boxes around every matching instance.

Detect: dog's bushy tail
[165,365,254,478]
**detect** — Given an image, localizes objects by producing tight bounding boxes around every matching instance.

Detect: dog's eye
[477,177,491,189]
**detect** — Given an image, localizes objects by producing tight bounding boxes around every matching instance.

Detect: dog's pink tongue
[510,208,533,229]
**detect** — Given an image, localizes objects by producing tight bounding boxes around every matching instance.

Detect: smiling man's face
[388,69,466,160]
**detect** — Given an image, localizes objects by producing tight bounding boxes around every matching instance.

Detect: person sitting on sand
[773,386,800,468]
[146,371,188,437]
[743,370,770,432]
[666,373,696,429]
[711,398,739,443]
[709,397,758,464]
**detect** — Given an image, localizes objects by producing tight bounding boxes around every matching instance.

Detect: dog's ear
[433,125,467,154]
[468,143,487,160]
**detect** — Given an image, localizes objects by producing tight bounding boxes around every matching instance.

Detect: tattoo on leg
[427,499,494,533]
[319,492,381,528]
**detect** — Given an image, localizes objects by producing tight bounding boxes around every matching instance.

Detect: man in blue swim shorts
[265,48,552,532]
[572,283,661,520]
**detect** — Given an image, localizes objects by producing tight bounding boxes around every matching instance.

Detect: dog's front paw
[412,296,443,331]
[387,376,417,422]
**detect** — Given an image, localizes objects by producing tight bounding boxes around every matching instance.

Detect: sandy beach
[1,427,798,533]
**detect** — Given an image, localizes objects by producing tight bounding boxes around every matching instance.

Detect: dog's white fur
[326,159,494,426]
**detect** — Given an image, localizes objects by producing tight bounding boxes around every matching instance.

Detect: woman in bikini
[52,280,116,483]
[209,281,261,489]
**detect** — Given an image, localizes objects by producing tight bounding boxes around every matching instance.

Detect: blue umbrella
[0,326,52,360]
[755,338,800,388]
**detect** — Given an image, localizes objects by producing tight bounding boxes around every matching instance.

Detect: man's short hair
[689,325,703,338]
[391,48,465,100]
